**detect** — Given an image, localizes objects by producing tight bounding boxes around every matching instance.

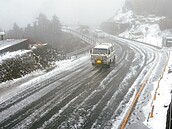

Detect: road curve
[0,36,162,129]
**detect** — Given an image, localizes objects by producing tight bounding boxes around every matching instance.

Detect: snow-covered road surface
[0,36,168,129]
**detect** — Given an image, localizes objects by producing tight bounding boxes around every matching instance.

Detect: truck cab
[90,43,115,67]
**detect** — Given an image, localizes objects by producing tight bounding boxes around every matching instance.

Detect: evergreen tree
[37,13,50,43]
[50,15,62,47]
[7,23,23,39]
[5,13,85,53]
[25,24,33,38]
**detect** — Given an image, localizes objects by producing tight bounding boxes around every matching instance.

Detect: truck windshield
[93,48,107,54]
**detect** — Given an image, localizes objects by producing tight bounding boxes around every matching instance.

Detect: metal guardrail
[66,45,92,58]
[62,28,97,57]
[108,35,162,49]
[62,28,97,45]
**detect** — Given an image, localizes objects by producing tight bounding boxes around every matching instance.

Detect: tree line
[6,13,62,49]
[4,13,86,53]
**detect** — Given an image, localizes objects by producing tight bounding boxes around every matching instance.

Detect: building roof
[0,32,5,35]
[0,39,27,51]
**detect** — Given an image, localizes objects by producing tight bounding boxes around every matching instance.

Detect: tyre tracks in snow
[0,39,153,129]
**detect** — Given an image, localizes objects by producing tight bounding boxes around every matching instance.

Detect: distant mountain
[100,0,172,35]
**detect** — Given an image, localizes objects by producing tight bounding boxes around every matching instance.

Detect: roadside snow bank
[145,51,172,129]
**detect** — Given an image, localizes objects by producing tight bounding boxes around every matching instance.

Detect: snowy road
[0,37,167,129]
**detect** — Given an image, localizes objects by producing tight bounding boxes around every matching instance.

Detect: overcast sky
[0,0,125,30]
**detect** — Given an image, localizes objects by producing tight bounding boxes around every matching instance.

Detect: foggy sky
[0,0,125,30]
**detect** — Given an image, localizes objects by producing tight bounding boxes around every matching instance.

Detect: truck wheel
[113,56,115,63]
[107,60,111,67]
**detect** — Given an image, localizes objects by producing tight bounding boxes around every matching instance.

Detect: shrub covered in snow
[0,45,66,83]
[31,45,66,68]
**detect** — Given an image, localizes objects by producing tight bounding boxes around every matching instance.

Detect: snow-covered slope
[111,10,172,48]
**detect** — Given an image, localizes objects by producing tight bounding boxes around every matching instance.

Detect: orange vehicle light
[96,60,102,64]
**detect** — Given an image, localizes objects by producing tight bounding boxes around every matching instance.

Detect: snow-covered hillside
[112,10,172,48]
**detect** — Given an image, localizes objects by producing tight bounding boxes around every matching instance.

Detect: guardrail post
[150,105,154,118]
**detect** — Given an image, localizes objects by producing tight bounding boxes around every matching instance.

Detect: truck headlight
[96,59,102,64]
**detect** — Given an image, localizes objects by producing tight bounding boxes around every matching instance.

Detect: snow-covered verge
[126,49,171,129]
[144,51,172,129]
